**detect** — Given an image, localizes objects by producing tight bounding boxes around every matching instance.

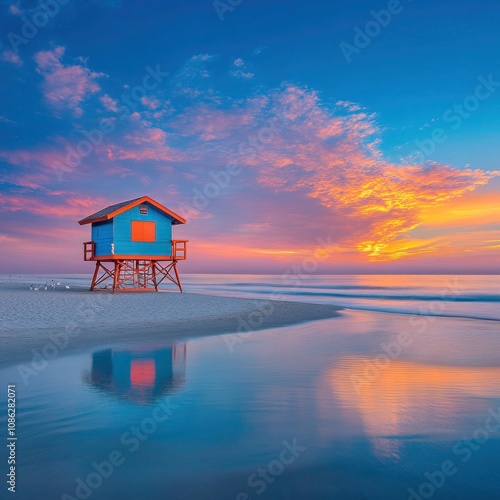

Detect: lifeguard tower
[78,196,187,292]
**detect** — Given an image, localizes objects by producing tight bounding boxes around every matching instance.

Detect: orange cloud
[419,191,500,229]
[234,85,497,260]
[2,79,497,270]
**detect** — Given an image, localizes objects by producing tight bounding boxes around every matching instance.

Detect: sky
[0,0,499,274]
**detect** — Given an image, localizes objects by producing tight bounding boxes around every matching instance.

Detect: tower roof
[78,196,186,225]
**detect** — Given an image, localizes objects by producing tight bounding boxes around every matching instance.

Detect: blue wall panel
[92,220,114,257]
[113,203,172,256]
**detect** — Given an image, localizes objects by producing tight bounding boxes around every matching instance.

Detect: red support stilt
[151,261,158,291]
[113,261,120,292]
[87,258,183,292]
[173,261,183,293]
[90,262,100,291]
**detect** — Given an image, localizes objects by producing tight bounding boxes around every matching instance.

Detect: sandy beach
[0,282,342,367]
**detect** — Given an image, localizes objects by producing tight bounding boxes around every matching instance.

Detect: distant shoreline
[0,283,342,368]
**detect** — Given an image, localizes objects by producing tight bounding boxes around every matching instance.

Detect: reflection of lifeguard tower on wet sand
[78,196,187,292]
[84,343,187,405]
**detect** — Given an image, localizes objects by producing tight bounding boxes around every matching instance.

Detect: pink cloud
[231,70,255,79]
[168,83,497,260]
[104,165,151,185]
[1,50,22,65]
[227,85,496,258]
[2,68,497,267]
[100,94,119,112]
[105,124,181,162]
[0,191,107,219]
[231,58,254,79]
[0,148,74,187]
[35,46,105,116]
[175,104,255,141]
[0,148,64,169]
[104,165,133,177]
[8,4,22,15]
[0,138,112,186]
[141,96,161,110]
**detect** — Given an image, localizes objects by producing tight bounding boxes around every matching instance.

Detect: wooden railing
[83,241,95,261]
[83,240,187,260]
[172,240,188,260]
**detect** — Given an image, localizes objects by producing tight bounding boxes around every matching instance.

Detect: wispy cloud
[8,3,22,15]
[0,190,105,218]
[1,50,22,65]
[2,52,498,267]
[100,94,119,112]
[215,84,496,260]
[231,57,254,79]
[141,96,162,110]
[35,46,105,116]
[173,103,255,141]
[0,115,16,124]
[0,147,70,187]
[171,54,221,102]
[105,121,181,162]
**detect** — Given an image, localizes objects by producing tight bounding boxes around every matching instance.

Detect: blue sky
[0,0,499,273]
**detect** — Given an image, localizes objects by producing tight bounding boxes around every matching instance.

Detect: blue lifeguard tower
[78,196,187,292]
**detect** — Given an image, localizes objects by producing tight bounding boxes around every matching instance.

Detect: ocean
[4,273,499,320]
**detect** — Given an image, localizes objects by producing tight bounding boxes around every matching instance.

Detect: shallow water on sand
[1,309,500,499]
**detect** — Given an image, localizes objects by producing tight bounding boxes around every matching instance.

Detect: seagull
[30,285,33,290]
[65,285,70,289]
[33,286,39,291]
[56,282,61,286]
